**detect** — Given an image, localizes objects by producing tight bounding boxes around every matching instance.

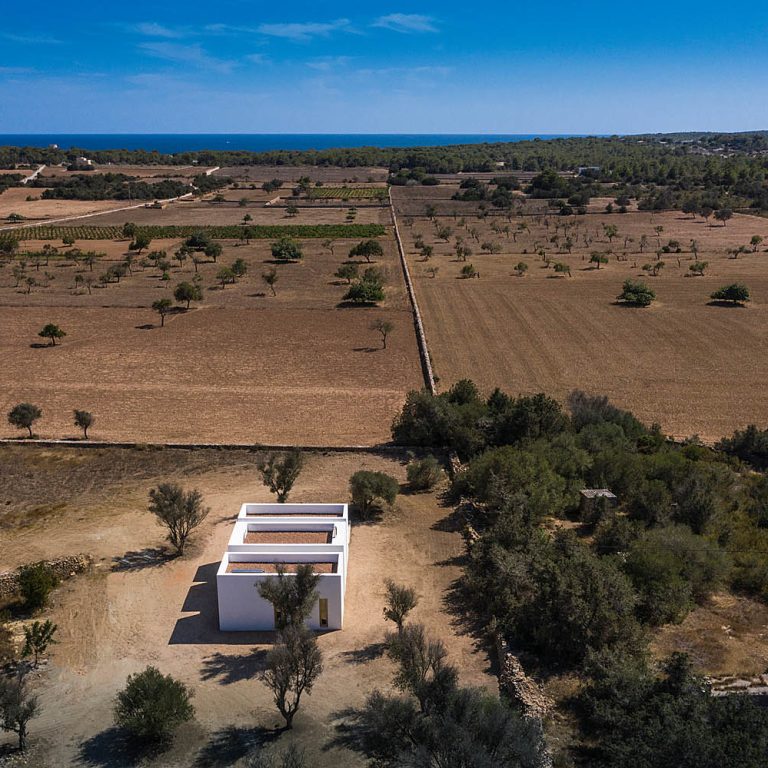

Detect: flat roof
[244,530,333,544]
[225,561,337,574]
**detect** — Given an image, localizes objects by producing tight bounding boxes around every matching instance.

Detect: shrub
[406,455,443,491]
[710,283,750,304]
[18,563,59,611]
[617,279,655,307]
[349,471,399,518]
[271,237,303,261]
[114,666,194,742]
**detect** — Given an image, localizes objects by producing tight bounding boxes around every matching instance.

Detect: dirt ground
[0,446,494,767]
[650,592,768,676]
[393,185,768,441]
[0,187,132,222]
[1,214,423,444]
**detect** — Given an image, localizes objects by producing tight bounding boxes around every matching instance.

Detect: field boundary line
[0,438,422,454]
[389,188,436,395]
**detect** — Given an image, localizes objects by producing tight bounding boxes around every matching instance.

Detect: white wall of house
[217,551,345,631]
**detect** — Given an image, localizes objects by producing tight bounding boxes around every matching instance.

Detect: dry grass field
[0,229,420,444]
[394,184,768,441]
[0,187,136,223]
[0,446,493,767]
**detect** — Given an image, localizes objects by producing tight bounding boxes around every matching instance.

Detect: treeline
[392,383,768,764]
[31,173,189,201]
[0,134,765,177]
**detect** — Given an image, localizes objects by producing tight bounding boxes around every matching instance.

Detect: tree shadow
[200,648,269,684]
[325,707,370,756]
[134,323,156,330]
[193,725,279,768]
[441,574,496,676]
[706,300,747,308]
[352,346,379,353]
[78,726,168,767]
[111,547,173,573]
[29,342,53,348]
[339,641,386,665]
[336,300,378,308]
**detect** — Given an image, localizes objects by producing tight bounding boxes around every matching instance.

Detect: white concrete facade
[217,503,349,632]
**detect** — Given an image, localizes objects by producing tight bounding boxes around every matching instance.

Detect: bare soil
[394,185,768,441]
[0,446,493,767]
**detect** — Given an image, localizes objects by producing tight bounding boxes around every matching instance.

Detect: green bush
[406,455,443,491]
[349,471,399,518]
[18,563,59,611]
[114,666,194,742]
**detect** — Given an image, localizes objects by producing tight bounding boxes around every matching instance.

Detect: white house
[217,503,349,632]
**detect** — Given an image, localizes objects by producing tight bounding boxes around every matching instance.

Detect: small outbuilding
[579,488,618,519]
[216,503,349,632]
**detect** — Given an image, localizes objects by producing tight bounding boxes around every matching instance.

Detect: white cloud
[0,66,34,75]
[372,14,437,34]
[355,65,451,78]
[134,22,185,39]
[307,56,352,71]
[139,42,234,73]
[1,32,63,44]
[257,19,351,42]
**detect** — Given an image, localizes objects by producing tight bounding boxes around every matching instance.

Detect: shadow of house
[169,562,275,646]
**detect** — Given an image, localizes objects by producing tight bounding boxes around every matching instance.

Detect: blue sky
[1,0,766,134]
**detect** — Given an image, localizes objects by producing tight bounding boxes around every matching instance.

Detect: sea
[0,134,576,154]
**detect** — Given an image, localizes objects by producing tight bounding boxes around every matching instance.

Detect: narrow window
[319,598,329,628]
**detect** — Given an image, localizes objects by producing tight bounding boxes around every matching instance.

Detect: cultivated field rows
[393,184,768,440]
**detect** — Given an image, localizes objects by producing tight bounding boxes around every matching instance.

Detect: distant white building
[217,503,349,631]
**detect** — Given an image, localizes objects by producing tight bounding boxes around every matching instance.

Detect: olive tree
[152,298,172,327]
[0,670,39,752]
[262,625,323,730]
[73,409,94,439]
[262,267,278,296]
[349,470,399,519]
[174,281,202,309]
[258,563,320,630]
[258,450,304,503]
[148,483,210,555]
[383,580,419,634]
[370,319,394,349]
[8,403,42,438]
[38,323,66,346]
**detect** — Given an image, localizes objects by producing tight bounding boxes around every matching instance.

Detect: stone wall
[495,633,553,721]
[0,554,93,600]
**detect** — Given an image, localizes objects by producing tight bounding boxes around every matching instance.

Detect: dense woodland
[392,384,768,765]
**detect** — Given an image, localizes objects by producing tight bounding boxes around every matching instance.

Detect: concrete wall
[240,503,348,518]
[217,552,345,631]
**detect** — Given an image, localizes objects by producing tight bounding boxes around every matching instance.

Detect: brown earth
[1,202,423,444]
[393,185,768,441]
[0,446,493,767]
